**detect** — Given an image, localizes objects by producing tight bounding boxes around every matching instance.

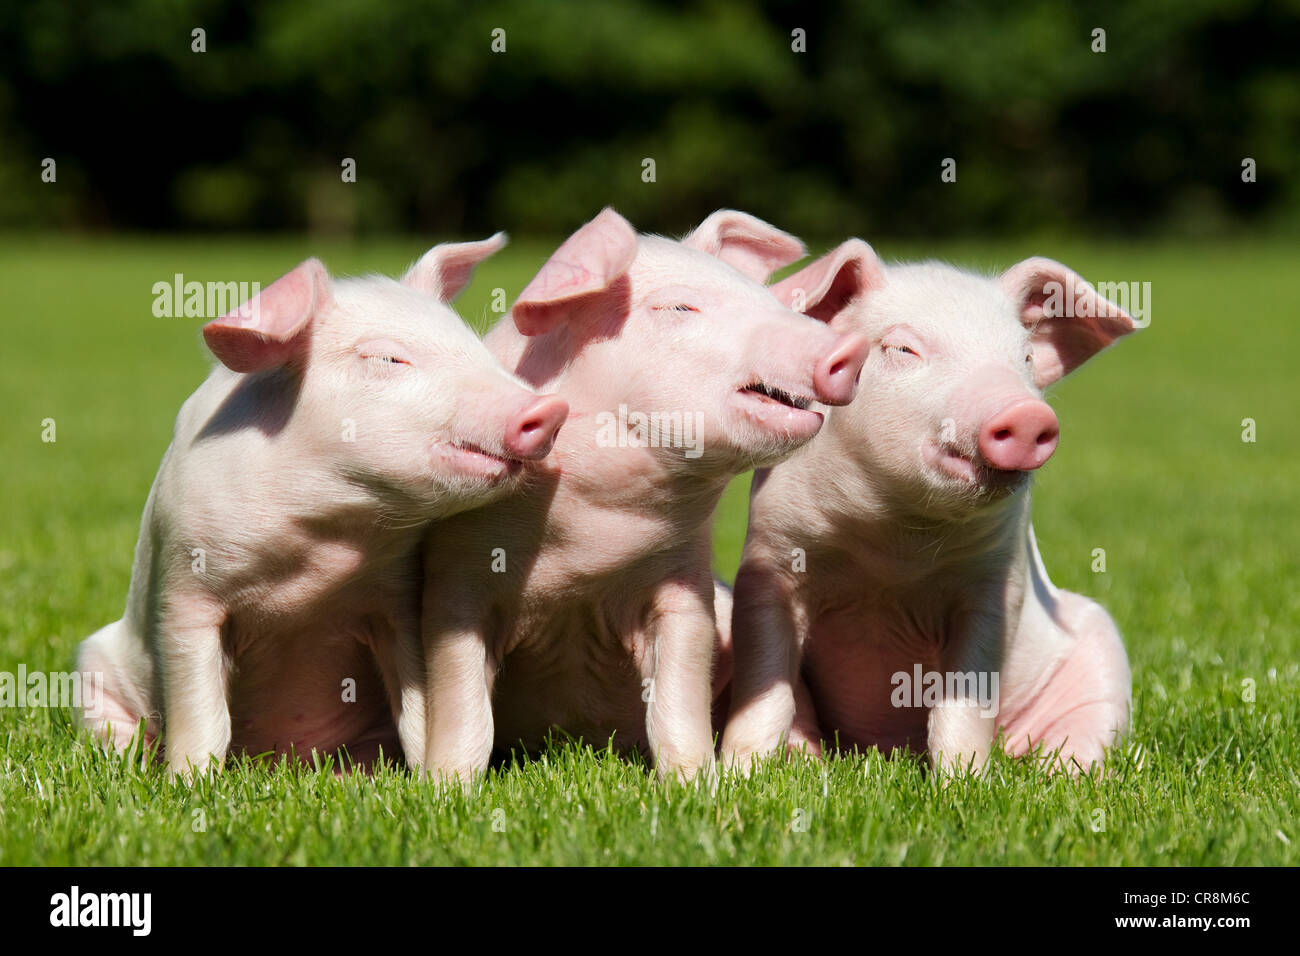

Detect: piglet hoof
[1038,743,1114,779]
[929,749,992,787]
[720,741,789,778]
[734,756,761,779]
[784,734,823,761]
[424,765,481,797]
[659,755,718,794]
[165,755,220,786]
[719,747,758,778]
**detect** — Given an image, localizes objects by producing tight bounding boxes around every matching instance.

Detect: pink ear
[202,258,329,372]
[682,209,806,283]
[512,208,638,336]
[1001,257,1138,389]
[402,232,507,301]
[770,238,884,325]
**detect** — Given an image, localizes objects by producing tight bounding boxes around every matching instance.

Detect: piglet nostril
[978,398,1059,472]
[813,333,870,406]
[505,395,569,460]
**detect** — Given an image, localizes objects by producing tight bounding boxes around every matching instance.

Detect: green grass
[1,233,1297,865]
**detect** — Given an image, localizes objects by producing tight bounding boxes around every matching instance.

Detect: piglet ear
[770,238,884,327]
[682,209,806,283]
[402,232,507,301]
[202,258,329,372]
[512,208,638,336]
[1001,257,1138,389]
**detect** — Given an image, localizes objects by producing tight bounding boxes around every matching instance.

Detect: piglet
[722,242,1137,774]
[414,209,871,784]
[76,237,568,777]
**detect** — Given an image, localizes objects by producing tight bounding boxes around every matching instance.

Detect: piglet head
[509,208,869,474]
[203,239,567,518]
[785,243,1137,517]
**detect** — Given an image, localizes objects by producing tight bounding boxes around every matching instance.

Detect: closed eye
[362,354,411,366]
[884,343,920,357]
[653,304,699,313]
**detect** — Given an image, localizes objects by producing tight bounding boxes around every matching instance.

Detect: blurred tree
[0,0,1296,236]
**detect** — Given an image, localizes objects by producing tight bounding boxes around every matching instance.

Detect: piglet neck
[305,470,431,555]
[850,486,1032,581]
[563,416,726,522]
[256,423,430,559]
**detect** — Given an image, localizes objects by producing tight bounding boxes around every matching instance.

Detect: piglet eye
[885,343,920,357]
[654,304,699,313]
[358,339,414,371]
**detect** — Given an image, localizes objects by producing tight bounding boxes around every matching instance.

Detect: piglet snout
[505,395,569,460]
[978,398,1059,471]
[813,334,870,406]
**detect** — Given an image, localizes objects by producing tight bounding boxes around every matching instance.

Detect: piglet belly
[492,648,647,757]
[803,624,938,756]
[227,622,398,764]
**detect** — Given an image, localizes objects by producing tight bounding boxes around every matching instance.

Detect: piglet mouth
[740,381,814,411]
[925,441,1027,494]
[434,441,524,482]
[732,380,824,445]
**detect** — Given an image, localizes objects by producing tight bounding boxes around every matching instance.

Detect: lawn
[1,233,1296,865]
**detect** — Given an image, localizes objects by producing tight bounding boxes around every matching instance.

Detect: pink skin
[814,335,870,406]
[506,395,571,459]
[721,241,1137,775]
[923,366,1062,483]
[75,238,568,777]
[442,395,570,480]
[979,398,1059,472]
[414,208,871,785]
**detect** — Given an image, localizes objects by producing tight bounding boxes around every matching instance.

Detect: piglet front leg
[720,559,806,770]
[160,592,231,780]
[370,614,427,770]
[787,674,824,757]
[926,616,1004,776]
[643,577,719,784]
[421,596,497,788]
